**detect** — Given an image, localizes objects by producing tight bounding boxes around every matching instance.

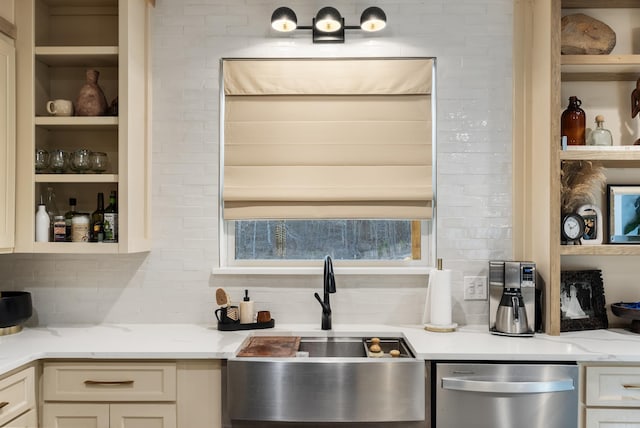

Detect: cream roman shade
[222,58,434,220]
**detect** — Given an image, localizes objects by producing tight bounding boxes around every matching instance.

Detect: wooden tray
[236,335,301,357]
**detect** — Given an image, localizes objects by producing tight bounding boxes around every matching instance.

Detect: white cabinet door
[586,409,640,428]
[43,403,109,428]
[0,35,14,254]
[110,404,176,428]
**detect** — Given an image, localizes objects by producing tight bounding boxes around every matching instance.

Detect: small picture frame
[608,185,640,243]
[577,204,603,245]
[560,270,608,332]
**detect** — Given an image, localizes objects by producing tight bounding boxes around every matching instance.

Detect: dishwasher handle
[442,377,575,394]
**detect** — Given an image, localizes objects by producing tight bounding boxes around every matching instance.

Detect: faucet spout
[314,255,336,330]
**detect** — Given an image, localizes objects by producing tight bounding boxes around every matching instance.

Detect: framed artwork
[560,270,608,332]
[608,185,640,243]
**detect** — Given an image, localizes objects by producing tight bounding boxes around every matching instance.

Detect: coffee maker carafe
[489,261,536,337]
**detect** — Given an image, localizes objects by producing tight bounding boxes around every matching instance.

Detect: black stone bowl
[0,291,32,328]
[611,302,640,333]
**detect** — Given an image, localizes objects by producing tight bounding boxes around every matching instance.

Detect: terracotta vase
[75,69,108,116]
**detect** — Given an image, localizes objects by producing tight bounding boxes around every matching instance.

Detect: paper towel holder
[423,258,458,333]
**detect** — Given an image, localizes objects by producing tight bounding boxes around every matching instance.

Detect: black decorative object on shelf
[560,270,608,332]
[611,303,640,333]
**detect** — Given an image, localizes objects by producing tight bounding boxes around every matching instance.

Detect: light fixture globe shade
[315,6,342,32]
[360,6,386,32]
[271,6,297,32]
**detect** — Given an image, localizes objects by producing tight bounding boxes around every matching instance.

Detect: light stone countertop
[0,323,639,375]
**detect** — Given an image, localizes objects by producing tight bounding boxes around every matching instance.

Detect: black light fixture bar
[270,6,387,43]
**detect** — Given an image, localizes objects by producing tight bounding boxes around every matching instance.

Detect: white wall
[0,0,513,327]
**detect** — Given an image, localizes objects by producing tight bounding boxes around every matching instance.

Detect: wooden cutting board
[237,336,301,357]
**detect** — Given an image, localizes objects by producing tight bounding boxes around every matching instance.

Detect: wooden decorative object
[561,13,616,55]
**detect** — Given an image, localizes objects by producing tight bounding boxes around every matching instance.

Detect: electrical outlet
[464,276,487,300]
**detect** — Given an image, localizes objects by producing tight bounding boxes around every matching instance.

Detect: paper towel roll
[421,274,432,324]
[429,269,452,326]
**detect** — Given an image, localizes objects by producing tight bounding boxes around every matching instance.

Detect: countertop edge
[0,323,638,376]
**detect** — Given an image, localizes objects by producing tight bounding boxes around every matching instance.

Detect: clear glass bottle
[587,115,613,146]
[64,198,78,242]
[44,186,59,241]
[561,96,586,145]
[90,192,105,242]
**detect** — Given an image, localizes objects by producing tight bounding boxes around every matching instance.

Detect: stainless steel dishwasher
[434,362,578,428]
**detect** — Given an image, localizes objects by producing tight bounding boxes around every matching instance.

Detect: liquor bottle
[90,192,105,242]
[587,115,613,146]
[64,198,78,241]
[561,96,586,146]
[35,197,50,242]
[44,186,59,240]
[103,190,118,243]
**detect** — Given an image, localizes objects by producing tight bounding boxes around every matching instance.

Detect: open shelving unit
[14,0,152,254]
[520,0,640,335]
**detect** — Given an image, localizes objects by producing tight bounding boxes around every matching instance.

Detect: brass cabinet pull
[0,402,9,409]
[84,380,134,386]
[623,384,640,389]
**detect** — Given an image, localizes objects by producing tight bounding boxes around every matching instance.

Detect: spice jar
[71,213,90,242]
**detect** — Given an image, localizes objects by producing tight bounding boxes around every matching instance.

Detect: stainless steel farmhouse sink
[226,335,425,425]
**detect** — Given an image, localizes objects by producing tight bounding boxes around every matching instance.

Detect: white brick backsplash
[1,0,513,329]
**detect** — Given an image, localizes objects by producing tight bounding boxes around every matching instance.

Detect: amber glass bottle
[561,96,586,146]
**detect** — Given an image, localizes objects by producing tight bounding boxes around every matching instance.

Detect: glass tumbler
[89,151,108,173]
[49,149,68,173]
[71,149,91,173]
[35,149,50,173]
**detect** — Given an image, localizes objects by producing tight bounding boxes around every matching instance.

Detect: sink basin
[298,336,366,357]
[298,336,414,358]
[227,335,424,423]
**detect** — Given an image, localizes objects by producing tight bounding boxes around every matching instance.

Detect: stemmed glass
[49,149,68,173]
[90,151,108,173]
[71,149,91,173]
[35,149,50,173]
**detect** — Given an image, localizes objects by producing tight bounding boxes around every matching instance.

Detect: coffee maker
[489,261,536,337]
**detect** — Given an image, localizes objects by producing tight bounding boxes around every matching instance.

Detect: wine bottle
[103,190,118,243]
[64,198,78,242]
[90,192,105,242]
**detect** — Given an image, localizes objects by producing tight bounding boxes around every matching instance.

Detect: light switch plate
[464,276,487,300]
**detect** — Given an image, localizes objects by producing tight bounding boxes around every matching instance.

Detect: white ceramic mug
[46,99,74,116]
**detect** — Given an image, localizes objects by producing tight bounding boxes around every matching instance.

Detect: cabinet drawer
[586,366,640,407]
[2,409,36,428]
[0,367,35,427]
[43,361,176,402]
[586,408,640,428]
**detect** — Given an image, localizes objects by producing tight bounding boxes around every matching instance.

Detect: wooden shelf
[560,147,640,163]
[32,241,118,254]
[39,0,117,8]
[561,245,640,255]
[35,174,118,183]
[35,116,118,130]
[561,55,640,81]
[562,0,640,8]
[35,46,118,67]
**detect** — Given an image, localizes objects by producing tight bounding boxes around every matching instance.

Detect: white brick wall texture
[0,0,513,327]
